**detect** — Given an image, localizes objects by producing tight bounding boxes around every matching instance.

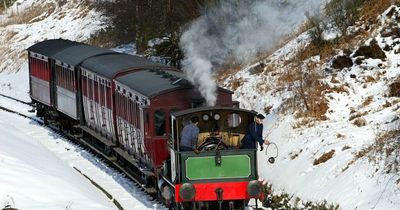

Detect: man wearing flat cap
[240,113,270,150]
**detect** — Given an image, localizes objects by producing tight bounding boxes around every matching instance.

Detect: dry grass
[278,53,330,121]
[389,78,400,97]
[86,27,120,48]
[368,129,400,173]
[292,117,316,128]
[364,75,377,83]
[336,133,345,139]
[353,117,367,127]
[330,75,340,84]
[362,95,374,107]
[349,109,368,127]
[0,3,55,27]
[293,0,396,67]
[374,130,400,158]
[3,30,18,41]
[382,100,392,108]
[326,84,350,95]
[361,0,399,23]
[342,145,374,172]
[215,63,242,82]
[229,78,246,91]
[349,110,368,121]
[314,149,335,165]
[298,42,336,61]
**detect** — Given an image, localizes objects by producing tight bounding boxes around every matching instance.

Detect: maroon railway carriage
[113,69,233,169]
[51,45,116,120]
[27,40,80,108]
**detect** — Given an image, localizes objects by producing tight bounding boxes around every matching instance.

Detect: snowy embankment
[0,0,103,73]
[225,5,400,210]
[0,110,116,210]
[0,1,165,209]
[0,90,162,210]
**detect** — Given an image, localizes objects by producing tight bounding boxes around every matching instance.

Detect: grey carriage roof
[81,53,172,78]
[172,106,256,117]
[52,44,118,66]
[115,69,192,97]
[27,39,82,57]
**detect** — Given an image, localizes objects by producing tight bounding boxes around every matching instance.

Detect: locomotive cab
[171,107,256,152]
[163,107,263,210]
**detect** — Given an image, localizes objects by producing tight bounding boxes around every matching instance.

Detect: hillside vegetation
[222,1,400,208]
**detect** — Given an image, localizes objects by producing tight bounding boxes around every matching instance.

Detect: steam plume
[180,0,325,106]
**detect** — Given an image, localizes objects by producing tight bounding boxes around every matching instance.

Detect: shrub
[389,79,400,97]
[314,149,335,165]
[353,117,367,127]
[305,12,325,45]
[325,0,365,36]
[331,55,353,70]
[262,184,340,209]
[353,39,386,60]
[87,27,119,48]
[0,0,17,11]
[372,129,400,173]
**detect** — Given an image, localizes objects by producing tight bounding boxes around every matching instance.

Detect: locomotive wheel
[197,137,228,151]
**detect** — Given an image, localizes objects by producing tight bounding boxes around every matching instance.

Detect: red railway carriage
[51,45,116,120]
[114,69,233,168]
[27,39,80,107]
[79,53,174,145]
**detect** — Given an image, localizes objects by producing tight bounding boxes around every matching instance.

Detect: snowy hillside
[223,5,400,210]
[0,0,105,74]
[0,1,164,210]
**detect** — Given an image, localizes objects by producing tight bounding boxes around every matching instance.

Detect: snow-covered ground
[0,63,165,210]
[0,0,165,209]
[1,0,400,210]
[0,109,116,210]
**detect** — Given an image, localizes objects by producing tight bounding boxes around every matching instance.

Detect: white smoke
[180,0,326,106]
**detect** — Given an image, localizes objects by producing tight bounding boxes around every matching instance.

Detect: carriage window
[154,110,166,136]
[227,113,241,128]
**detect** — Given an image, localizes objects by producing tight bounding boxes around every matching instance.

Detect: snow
[0,66,165,210]
[1,1,400,210]
[0,1,165,209]
[0,110,116,210]
[0,0,106,73]
[228,5,400,210]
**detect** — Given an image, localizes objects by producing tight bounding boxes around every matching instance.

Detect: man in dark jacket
[240,114,270,150]
[180,116,200,152]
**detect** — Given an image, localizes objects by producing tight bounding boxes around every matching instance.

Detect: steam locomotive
[28,39,263,209]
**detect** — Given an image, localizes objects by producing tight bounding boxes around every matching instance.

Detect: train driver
[180,116,200,153]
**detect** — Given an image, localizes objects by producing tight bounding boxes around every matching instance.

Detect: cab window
[154,110,166,136]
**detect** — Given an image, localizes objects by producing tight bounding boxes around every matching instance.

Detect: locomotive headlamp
[179,183,196,201]
[247,180,262,198]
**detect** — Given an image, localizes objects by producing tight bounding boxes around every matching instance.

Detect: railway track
[0,94,164,210]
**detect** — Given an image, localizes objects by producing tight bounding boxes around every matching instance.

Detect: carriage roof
[52,44,117,66]
[115,69,192,97]
[80,53,172,78]
[172,106,256,118]
[27,39,82,57]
